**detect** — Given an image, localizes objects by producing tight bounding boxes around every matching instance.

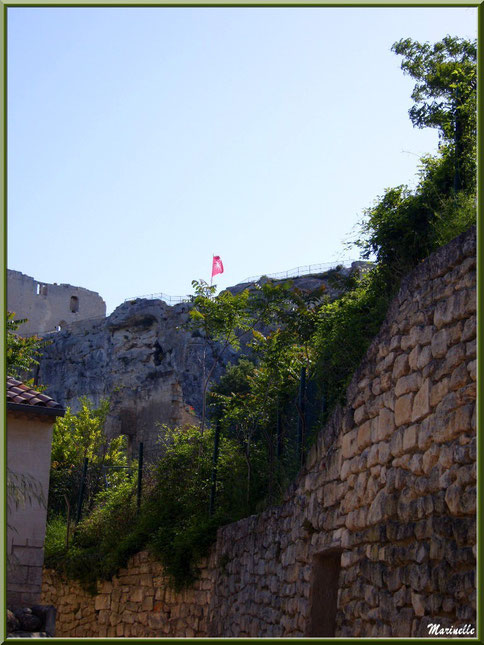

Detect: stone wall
[41,551,213,638]
[41,228,476,638]
[7,269,106,337]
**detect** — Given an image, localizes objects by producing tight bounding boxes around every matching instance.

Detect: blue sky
[7,7,477,314]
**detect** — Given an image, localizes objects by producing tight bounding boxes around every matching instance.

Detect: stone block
[411,378,430,422]
[100,581,113,594]
[431,328,448,358]
[467,359,476,381]
[368,490,396,525]
[342,429,358,459]
[390,428,404,457]
[408,344,420,370]
[445,343,465,370]
[94,594,111,611]
[462,315,476,342]
[392,353,410,380]
[371,378,381,396]
[381,390,395,411]
[357,421,372,451]
[400,334,413,352]
[445,483,476,516]
[142,595,154,611]
[395,373,421,397]
[422,444,439,475]
[129,587,144,603]
[394,394,413,427]
[377,442,391,465]
[380,371,392,391]
[429,377,449,407]
[466,338,476,358]
[376,407,395,442]
[354,404,368,426]
[417,345,432,370]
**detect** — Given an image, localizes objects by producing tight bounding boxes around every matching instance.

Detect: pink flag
[211,255,224,278]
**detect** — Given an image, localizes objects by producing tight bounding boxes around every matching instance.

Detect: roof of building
[7,376,65,418]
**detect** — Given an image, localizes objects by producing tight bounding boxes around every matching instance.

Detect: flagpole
[210,254,214,286]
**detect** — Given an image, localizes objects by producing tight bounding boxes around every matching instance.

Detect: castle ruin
[7,269,106,337]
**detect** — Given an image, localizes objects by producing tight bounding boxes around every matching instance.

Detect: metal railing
[123,261,360,305]
[124,292,190,305]
[242,260,356,284]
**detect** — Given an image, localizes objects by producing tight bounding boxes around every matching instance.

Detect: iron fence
[124,293,190,305]
[242,260,357,284]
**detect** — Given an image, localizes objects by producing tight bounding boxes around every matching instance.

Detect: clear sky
[7,7,477,314]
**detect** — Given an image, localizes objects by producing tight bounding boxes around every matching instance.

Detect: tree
[188,280,253,432]
[353,36,476,277]
[392,36,477,192]
[6,312,45,378]
[49,397,129,521]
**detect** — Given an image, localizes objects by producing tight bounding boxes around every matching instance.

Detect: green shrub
[44,515,70,568]
[45,425,249,592]
[313,268,393,418]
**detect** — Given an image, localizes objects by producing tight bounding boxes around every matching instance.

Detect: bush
[49,397,130,521]
[45,425,249,592]
[313,268,393,418]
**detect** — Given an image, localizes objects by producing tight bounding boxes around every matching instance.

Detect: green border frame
[0,2,481,644]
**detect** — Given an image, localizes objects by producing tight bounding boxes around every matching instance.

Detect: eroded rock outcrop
[37,267,361,455]
[38,298,236,455]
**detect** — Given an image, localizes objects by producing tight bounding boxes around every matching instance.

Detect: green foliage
[6,312,45,378]
[189,280,253,431]
[351,37,474,278]
[355,183,435,278]
[45,425,248,592]
[148,425,248,589]
[44,516,71,567]
[209,282,329,504]
[393,36,476,138]
[392,36,476,193]
[313,268,393,416]
[49,397,129,520]
[189,280,252,352]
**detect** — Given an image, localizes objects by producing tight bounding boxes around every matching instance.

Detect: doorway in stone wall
[306,548,342,637]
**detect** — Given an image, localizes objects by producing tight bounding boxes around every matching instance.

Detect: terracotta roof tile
[7,376,63,410]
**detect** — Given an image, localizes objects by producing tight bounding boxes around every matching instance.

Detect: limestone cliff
[37,267,362,455]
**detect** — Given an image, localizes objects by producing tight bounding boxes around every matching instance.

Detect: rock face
[41,228,476,637]
[37,267,360,456]
[37,298,237,455]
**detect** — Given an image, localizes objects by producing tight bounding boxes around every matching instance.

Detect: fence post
[137,442,144,514]
[76,457,89,524]
[209,422,221,517]
[297,366,306,468]
[277,406,283,459]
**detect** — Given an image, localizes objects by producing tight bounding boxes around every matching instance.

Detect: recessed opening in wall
[36,283,48,296]
[306,548,342,637]
[70,295,79,313]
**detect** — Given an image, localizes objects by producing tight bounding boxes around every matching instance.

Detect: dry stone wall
[41,551,214,638]
[41,228,476,638]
